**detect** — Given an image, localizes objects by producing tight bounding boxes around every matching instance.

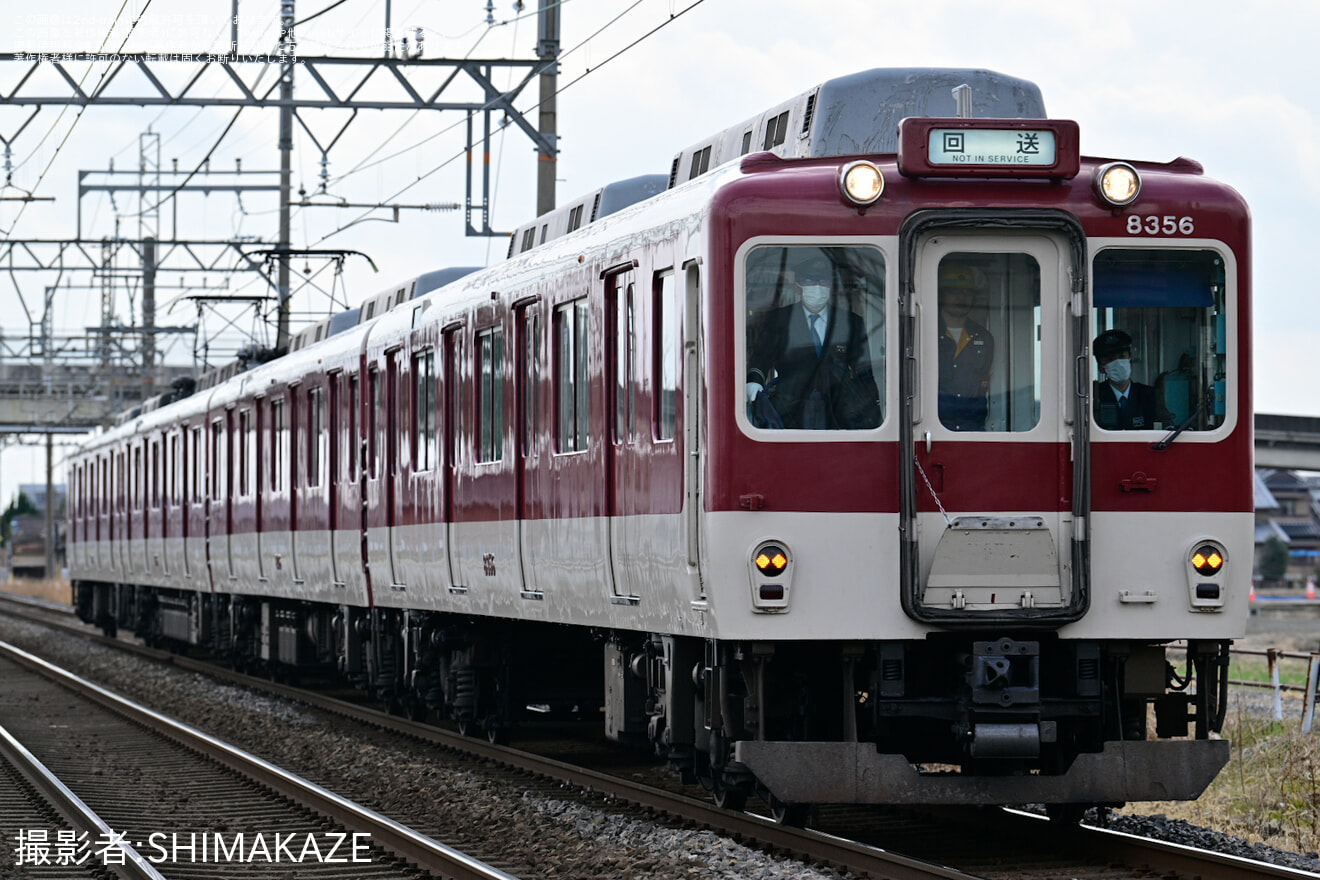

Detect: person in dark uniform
[745,251,880,430]
[937,263,995,431]
[1092,328,1173,430]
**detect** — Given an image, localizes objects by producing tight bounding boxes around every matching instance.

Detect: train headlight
[1095,162,1141,207]
[839,161,885,206]
[749,541,793,611]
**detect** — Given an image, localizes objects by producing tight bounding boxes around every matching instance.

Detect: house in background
[1254,469,1320,588]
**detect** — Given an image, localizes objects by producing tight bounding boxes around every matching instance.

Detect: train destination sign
[897,118,1081,179]
[928,128,1056,166]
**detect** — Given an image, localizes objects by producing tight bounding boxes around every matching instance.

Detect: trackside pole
[1302,654,1320,734]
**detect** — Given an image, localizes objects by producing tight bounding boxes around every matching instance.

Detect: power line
[4,0,158,237]
[296,0,353,28]
[326,0,653,188]
[313,0,708,247]
[10,0,136,175]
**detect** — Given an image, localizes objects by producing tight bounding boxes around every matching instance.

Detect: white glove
[746,382,763,403]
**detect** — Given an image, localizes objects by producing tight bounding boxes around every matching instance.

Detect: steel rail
[0,598,982,880]
[0,721,166,880]
[4,595,1318,879]
[1001,808,1320,880]
[0,639,518,880]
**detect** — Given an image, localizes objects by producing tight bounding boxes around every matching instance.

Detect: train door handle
[924,431,932,454]
[1120,472,1158,493]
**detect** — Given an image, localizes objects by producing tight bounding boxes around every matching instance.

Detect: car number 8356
[1127,215,1195,235]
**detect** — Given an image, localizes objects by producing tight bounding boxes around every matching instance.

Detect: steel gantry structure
[0,0,563,439]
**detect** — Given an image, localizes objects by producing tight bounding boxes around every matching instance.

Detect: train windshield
[743,244,885,431]
[1092,249,1228,432]
[936,252,1042,433]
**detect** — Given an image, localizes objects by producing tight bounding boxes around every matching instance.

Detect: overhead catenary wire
[325,0,653,189]
[312,0,708,247]
[2,0,157,236]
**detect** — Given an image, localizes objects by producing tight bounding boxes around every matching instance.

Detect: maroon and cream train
[68,69,1251,820]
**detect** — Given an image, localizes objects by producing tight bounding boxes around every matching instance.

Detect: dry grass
[0,576,71,605]
[1118,698,1320,856]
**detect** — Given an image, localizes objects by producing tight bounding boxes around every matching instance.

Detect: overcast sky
[0,0,1316,504]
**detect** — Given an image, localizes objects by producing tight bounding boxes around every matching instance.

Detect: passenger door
[514,299,543,596]
[606,267,640,604]
[902,226,1087,623]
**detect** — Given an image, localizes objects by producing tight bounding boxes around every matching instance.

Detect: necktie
[809,313,823,355]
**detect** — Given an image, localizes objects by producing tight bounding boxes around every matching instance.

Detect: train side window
[763,111,789,150]
[1092,248,1228,432]
[238,409,253,497]
[688,146,711,180]
[614,280,636,444]
[308,387,325,487]
[740,131,752,155]
[210,420,224,500]
[347,374,359,481]
[369,367,381,478]
[743,244,885,432]
[189,427,200,503]
[133,445,143,512]
[414,349,437,470]
[655,271,679,441]
[521,310,541,455]
[478,329,504,463]
[150,440,160,510]
[269,399,286,492]
[555,298,590,453]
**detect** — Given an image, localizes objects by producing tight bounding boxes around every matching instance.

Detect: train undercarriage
[76,581,1230,821]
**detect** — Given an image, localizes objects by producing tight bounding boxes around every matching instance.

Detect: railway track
[1,593,1317,880]
[0,633,515,880]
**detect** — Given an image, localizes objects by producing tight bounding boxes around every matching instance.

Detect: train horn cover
[840,161,885,206]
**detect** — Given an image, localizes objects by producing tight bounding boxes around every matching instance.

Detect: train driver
[937,262,995,431]
[745,249,881,430]
[1092,328,1173,430]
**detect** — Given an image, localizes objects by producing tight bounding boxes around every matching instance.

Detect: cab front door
[901,219,1088,624]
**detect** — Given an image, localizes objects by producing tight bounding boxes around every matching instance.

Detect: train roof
[669,67,1046,188]
[506,174,669,260]
[99,68,1053,439]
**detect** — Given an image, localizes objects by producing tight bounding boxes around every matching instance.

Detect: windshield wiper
[1153,389,1212,451]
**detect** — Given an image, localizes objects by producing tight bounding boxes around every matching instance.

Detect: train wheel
[766,793,809,827]
[711,779,748,812]
[404,696,427,723]
[485,718,510,746]
[1045,803,1087,824]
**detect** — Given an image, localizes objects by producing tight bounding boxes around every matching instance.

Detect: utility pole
[276,0,296,352]
[44,433,54,581]
[139,132,160,395]
[536,0,560,216]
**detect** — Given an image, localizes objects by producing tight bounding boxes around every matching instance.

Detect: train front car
[685,76,1250,818]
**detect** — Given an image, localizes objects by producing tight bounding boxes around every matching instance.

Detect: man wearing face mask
[745,251,880,430]
[1092,328,1172,430]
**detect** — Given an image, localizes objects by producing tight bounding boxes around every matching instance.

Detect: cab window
[1092,249,1227,432]
[742,244,884,432]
